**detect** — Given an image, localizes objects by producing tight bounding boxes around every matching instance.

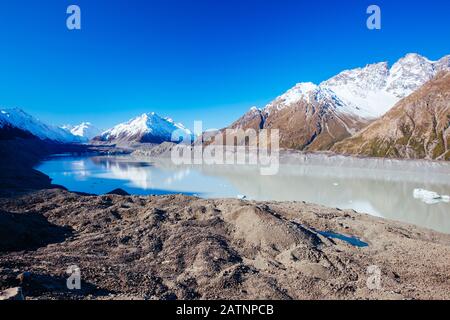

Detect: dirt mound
[224,205,321,254]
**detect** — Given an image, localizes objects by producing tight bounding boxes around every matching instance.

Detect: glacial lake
[36,154,450,234]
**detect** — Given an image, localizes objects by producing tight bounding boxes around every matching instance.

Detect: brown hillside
[229,101,369,151]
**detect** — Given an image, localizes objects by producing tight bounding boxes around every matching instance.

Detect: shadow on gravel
[0,210,73,252]
[0,271,113,299]
[22,273,113,299]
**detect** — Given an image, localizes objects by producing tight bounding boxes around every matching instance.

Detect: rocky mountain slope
[230,85,370,150]
[229,53,450,151]
[1,189,449,300]
[93,113,193,145]
[332,72,450,160]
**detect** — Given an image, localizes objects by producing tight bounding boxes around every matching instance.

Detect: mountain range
[229,53,450,152]
[0,108,193,146]
[0,108,82,143]
[1,53,449,160]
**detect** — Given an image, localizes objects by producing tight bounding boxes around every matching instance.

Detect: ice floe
[413,189,450,204]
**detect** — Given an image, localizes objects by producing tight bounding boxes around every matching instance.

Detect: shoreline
[131,142,450,171]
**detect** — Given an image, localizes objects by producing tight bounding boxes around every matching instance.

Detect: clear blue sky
[0,0,449,131]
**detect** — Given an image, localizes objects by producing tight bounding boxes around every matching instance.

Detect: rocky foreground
[1,188,449,300]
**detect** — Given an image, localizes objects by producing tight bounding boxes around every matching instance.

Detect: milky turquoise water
[36,155,450,234]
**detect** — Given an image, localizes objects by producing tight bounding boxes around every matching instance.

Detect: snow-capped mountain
[0,108,82,143]
[332,71,450,160]
[264,53,449,119]
[322,53,449,117]
[227,53,450,151]
[62,122,101,141]
[95,112,193,144]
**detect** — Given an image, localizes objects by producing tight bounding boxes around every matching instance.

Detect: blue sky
[0,0,449,131]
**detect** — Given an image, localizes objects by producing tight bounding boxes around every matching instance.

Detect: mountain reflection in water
[36,155,450,234]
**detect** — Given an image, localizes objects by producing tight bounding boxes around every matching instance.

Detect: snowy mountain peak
[0,108,81,143]
[436,55,450,71]
[292,82,319,93]
[268,82,319,107]
[65,122,101,141]
[265,81,351,114]
[97,112,193,144]
[385,53,437,98]
[397,53,431,63]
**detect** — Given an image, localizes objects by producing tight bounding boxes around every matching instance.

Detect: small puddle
[317,231,368,247]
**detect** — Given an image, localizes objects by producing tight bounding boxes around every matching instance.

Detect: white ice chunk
[413,188,450,204]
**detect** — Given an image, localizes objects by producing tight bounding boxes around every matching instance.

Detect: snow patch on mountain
[0,108,82,143]
[249,106,262,112]
[278,82,319,105]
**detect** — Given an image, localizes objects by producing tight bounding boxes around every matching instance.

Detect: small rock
[0,287,24,300]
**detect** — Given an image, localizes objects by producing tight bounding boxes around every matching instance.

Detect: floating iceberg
[413,189,450,205]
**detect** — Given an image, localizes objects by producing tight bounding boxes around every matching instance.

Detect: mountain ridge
[0,108,82,143]
[331,71,450,160]
[228,53,450,152]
